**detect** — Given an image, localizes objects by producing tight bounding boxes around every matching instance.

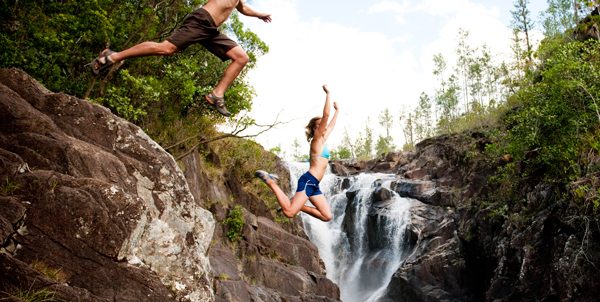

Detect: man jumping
[89,0,271,117]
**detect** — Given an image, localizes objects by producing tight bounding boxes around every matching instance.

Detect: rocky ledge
[0,68,340,302]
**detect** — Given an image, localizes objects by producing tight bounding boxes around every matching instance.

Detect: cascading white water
[287,162,412,302]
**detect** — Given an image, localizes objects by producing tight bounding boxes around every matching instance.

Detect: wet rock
[391,179,454,207]
[372,186,392,203]
[381,201,471,301]
[341,178,351,190]
[366,198,405,251]
[330,161,350,176]
[346,189,359,201]
[372,178,383,188]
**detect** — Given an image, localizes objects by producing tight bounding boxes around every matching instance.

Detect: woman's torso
[308,137,329,180]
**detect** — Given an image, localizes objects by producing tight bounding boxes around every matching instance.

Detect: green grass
[0,177,19,196]
[1,288,59,302]
[30,261,67,283]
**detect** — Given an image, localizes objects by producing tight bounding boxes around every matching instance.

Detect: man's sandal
[87,49,117,76]
[204,93,232,117]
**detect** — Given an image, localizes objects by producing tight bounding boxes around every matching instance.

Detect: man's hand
[322,84,329,94]
[333,101,339,111]
[258,14,272,23]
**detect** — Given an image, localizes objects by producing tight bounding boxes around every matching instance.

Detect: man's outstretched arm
[236,0,272,22]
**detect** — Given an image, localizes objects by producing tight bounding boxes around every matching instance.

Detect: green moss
[215,273,231,281]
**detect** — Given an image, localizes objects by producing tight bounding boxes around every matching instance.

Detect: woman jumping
[255,84,339,222]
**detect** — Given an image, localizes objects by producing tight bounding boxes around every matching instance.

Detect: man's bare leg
[211,45,249,97]
[103,40,178,64]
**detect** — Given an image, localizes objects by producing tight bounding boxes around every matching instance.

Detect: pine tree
[414,92,433,141]
[512,0,534,69]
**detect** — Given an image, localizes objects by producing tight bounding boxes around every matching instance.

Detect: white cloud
[240,0,539,158]
[368,0,412,23]
[243,0,427,157]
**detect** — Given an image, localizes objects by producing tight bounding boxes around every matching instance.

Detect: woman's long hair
[305,117,321,142]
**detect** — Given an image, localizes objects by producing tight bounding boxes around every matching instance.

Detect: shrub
[224,205,245,242]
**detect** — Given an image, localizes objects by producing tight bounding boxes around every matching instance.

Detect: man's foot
[205,93,231,117]
[87,49,118,76]
[255,170,279,184]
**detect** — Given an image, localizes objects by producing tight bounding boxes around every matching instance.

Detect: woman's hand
[322,84,329,94]
[333,101,339,110]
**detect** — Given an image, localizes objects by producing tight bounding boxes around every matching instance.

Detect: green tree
[503,39,600,180]
[574,0,600,21]
[291,138,309,162]
[375,135,394,157]
[542,0,577,36]
[0,0,270,154]
[414,92,433,141]
[355,119,373,160]
[332,146,352,160]
[400,112,415,151]
[512,0,535,68]
[432,53,447,122]
[435,74,460,134]
[455,29,474,112]
[338,129,356,160]
[378,108,394,138]
[269,145,284,158]
[376,108,395,156]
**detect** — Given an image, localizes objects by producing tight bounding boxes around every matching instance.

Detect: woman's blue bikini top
[311,145,330,160]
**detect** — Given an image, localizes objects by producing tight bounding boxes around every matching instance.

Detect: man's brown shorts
[166,7,238,61]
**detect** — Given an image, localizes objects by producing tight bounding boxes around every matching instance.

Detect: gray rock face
[390,179,454,207]
[207,202,340,301]
[0,68,215,301]
[382,201,470,301]
[330,131,600,302]
[181,150,340,301]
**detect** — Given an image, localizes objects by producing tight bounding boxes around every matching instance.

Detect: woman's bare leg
[260,176,332,221]
[301,205,330,221]
[263,179,308,218]
[306,195,332,222]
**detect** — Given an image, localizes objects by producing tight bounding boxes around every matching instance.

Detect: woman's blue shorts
[296,172,323,197]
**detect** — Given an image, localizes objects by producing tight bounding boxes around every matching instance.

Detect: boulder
[0,68,215,301]
[210,210,340,301]
[391,179,454,207]
[371,186,393,203]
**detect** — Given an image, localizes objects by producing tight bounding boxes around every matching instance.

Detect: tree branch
[171,112,288,161]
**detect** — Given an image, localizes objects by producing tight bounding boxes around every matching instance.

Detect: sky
[235,0,548,159]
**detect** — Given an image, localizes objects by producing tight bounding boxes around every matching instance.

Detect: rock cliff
[332,132,600,302]
[0,68,339,302]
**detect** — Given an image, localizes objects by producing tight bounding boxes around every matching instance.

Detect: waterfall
[287,162,412,302]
